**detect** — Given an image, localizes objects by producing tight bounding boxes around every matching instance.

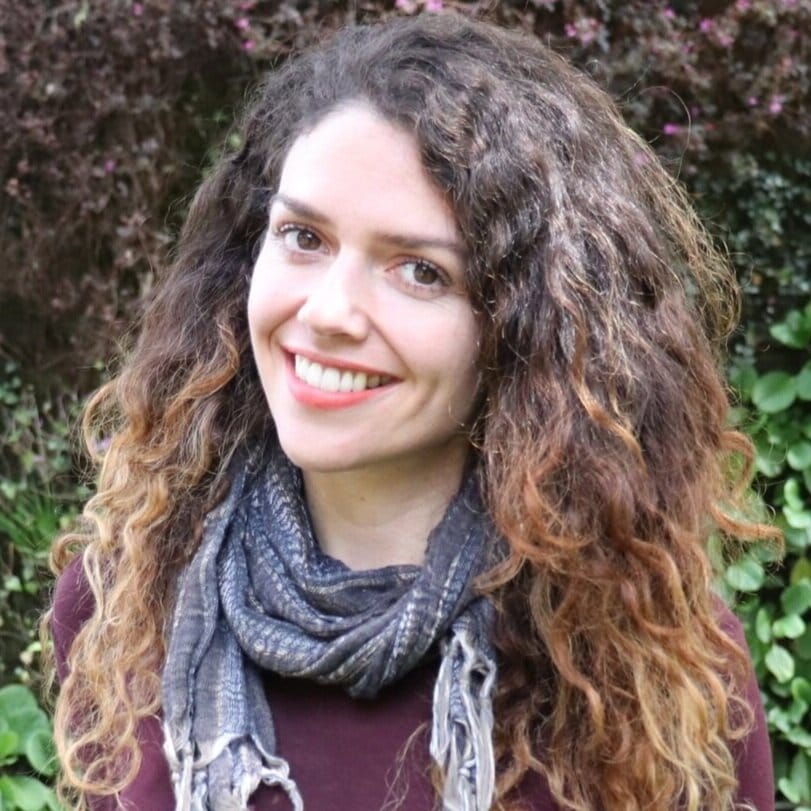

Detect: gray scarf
[162,444,498,811]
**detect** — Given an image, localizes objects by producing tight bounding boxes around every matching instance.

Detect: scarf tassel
[430,627,497,811]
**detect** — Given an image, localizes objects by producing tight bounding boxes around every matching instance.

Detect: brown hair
[47,13,775,810]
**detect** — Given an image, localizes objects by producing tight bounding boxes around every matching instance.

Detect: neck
[302,438,472,570]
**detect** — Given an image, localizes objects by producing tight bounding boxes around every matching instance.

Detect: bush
[730,302,811,808]
[0,685,59,811]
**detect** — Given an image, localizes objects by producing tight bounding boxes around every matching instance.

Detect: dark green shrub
[730,303,811,808]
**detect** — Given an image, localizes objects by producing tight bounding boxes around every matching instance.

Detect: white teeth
[305,362,323,388]
[293,355,391,393]
[339,370,354,392]
[351,372,367,392]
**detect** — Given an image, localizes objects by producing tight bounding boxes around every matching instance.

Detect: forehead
[277,104,459,243]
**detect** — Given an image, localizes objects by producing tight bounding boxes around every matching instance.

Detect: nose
[296,252,370,340]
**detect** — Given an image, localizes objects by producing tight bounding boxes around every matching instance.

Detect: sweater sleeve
[50,555,175,811]
[50,552,96,685]
[719,606,775,811]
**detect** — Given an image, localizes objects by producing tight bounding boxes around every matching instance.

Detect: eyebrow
[269,192,466,259]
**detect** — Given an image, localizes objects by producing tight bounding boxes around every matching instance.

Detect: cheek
[247,252,295,338]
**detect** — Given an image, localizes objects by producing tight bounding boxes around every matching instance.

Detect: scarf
[162,444,498,811]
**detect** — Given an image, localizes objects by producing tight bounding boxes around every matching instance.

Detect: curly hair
[47,13,776,811]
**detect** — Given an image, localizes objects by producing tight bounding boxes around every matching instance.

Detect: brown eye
[280,226,322,252]
[412,262,440,285]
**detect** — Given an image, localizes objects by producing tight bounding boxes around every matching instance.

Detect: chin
[275,434,369,475]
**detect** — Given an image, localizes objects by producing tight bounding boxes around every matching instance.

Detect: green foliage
[0,363,87,686]
[0,685,60,810]
[730,302,811,808]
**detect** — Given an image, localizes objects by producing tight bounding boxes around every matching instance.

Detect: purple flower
[395,0,411,8]
[699,18,713,32]
[663,122,681,135]
[736,0,751,10]
[103,159,116,173]
[747,95,758,107]
[769,95,784,115]
[243,39,255,51]
[425,0,443,10]
[717,32,734,47]
[236,16,250,30]
[132,2,144,15]
[564,22,577,38]
[663,6,676,19]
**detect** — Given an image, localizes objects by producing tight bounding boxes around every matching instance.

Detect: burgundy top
[51,555,775,810]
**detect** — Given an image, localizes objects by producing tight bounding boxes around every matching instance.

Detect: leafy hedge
[1,1,809,808]
[730,303,811,809]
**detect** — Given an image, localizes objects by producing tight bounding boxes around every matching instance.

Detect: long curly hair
[47,13,776,810]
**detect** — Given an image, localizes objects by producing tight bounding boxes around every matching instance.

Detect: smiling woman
[46,12,775,811]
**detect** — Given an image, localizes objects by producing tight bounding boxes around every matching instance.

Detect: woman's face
[248,104,480,475]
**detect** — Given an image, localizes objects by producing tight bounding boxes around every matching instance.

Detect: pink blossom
[564,22,577,38]
[769,95,784,114]
[395,0,411,8]
[662,6,676,19]
[717,31,734,47]
[747,95,758,106]
[663,122,681,135]
[736,0,751,10]
[784,0,797,7]
[699,18,713,32]
[132,2,143,15]
[236,16,250,30]
[103,159,116,173]
[243,39,255,51]
[425,0,443,10]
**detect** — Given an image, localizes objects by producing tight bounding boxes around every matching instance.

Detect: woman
[48,12,775,811]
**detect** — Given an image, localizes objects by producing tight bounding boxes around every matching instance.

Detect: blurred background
[0,1,809,808]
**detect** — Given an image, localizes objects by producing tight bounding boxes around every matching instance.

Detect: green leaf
[730,362,758,398]
[773,614,807,639]
[756,606,773,643]
[0,686,42,728]
[724,558,765,592]
[0,775,58,811]
[786,477,806,510]
[766,643,796,682]
[797,625,811,660]
[792,558,811,584]
[798,362,811,400]
[787,726,811,748]
[770,309,811,349]
[778,750,811,804]
[751,371,797,414]
[0,730,18,759]
[792,677,811,704]
[789,441,811,471]
[23,729,56,777]
[782,580,811,615]
[785,505,811,529]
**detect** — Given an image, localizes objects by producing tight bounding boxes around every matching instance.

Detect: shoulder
[50,552,95,683]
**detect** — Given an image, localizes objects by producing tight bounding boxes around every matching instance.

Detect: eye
[395,259,449,294]
[278,224,323,252]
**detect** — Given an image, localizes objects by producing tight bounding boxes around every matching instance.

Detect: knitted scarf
[162,445,498,811]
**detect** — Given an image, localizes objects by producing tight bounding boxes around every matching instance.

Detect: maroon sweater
[51,555,775,810]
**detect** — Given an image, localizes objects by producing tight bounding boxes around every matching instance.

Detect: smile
[294,354,394,393]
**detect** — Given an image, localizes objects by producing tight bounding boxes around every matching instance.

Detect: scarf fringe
[430,627,497,811]
[163,724,304,811]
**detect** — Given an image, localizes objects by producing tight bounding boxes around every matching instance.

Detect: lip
[282,349,399,410]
